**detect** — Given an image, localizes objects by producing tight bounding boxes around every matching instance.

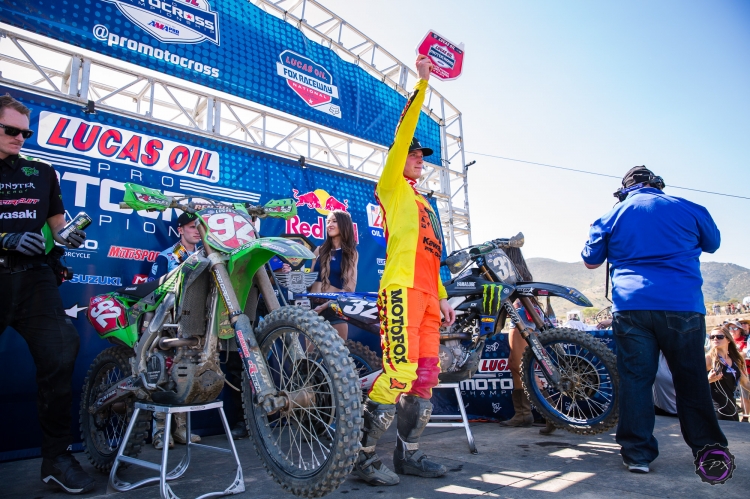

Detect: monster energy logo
[21,167,39,176]
[482,284,504,315]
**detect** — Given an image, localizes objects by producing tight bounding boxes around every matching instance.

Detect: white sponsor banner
[37,111,220,183]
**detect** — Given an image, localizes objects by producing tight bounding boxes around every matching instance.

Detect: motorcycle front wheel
[242,307,362,498]
[521,328,619,435]
[79,346,150,472]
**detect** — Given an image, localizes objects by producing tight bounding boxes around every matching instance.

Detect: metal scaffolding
[0,4,470,249]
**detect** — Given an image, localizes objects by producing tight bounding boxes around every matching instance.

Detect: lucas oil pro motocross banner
[0,85,395,460]
[0,0,443,159]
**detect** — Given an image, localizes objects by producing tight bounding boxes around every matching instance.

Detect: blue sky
[320,0,750,267]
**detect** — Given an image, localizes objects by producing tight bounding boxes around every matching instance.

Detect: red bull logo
[287,188,358,241]
[292,189,348,215]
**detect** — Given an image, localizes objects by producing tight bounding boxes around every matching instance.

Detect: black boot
[352,397,399,486]
[393,395,447,478]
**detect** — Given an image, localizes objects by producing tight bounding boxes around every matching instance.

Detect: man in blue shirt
[582,166,727,474]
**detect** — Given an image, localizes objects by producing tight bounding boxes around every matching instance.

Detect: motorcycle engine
[438,340,469,373]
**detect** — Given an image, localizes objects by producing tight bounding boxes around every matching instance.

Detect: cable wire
[466,151,750,201]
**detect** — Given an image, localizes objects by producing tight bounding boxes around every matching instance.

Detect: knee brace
[361,396,396,452]
[396,395,433,453]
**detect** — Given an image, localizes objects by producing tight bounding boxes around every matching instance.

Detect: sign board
[416,30,465,81]
[0,0,442,158]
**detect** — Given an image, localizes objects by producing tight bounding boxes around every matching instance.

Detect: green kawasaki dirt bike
[79,183,362,497]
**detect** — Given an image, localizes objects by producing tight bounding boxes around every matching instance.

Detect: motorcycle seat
[115,275,167,298]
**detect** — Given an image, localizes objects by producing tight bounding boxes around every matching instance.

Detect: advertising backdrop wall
[0,0,443,159]
[0,85,391,460]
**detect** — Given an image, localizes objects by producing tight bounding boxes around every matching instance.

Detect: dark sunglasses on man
[0,123,34,139]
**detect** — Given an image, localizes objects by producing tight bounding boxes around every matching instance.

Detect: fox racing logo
[390,378,407,390]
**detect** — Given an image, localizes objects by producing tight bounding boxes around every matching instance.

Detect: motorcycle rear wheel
[521,327,619,435]
[242,307,362,498]
[345,339,382,378]
[79,346,150,472]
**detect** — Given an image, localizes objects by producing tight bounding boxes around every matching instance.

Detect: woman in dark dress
[706,325,750,421]
[310,210,358,340]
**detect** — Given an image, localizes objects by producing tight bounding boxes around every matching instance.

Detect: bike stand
[427,383,477,454]
[108,400,244,499]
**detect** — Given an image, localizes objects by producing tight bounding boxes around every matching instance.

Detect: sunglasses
[710,334,725,340]
[0,123,34,139]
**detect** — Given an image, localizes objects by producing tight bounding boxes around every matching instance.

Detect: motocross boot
[539,419,557,435]
[393,395,447,478]
[152,413,173,450]
[173,412,201,444]
[352,397,400,486]
[498,389,533,427]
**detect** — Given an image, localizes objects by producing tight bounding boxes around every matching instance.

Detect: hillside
[525,258,750,316]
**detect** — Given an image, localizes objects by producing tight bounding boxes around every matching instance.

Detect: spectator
[499,248,557,435]
[310,210,359,340]
[653,352,677,417]
[712,303,720,316]
[727,321,747,352]
[706,325,750,421]
[582,166,727,474]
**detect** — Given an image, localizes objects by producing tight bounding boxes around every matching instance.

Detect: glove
[1,232,46,256]
[65,229,86,249]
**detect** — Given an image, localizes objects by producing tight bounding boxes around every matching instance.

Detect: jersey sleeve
[376,79,429,204]
[47,165,65,217]
[148,255,169,282]
[437,275,447,300]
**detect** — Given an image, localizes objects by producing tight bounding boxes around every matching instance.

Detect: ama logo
[276,50,341,118]
[367,202,386,248]
[104,0,220,45]
[286,189,357,241]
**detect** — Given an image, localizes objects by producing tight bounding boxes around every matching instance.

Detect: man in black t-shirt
[0,94,94,495]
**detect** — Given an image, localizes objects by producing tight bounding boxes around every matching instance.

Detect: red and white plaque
[416,30,465,81]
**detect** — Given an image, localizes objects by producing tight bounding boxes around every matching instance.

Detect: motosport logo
[276,50,341,118]
[102,0,220,45]
[38,112,220,183]
[108,245,160,262]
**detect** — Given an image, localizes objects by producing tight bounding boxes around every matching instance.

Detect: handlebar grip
[119,202,131,209]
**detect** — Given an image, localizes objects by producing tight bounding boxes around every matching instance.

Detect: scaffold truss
[0,5,470,250]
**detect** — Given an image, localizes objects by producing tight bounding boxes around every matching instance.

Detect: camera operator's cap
[409,137,433,157]
[622,166,656,188]
[177,212,198,227]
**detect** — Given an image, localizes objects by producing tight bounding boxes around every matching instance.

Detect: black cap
[622,166,656,189]
[409,137,433,157]
[177,212,197,227]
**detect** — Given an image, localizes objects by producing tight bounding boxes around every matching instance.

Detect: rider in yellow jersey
[353,55,456,486]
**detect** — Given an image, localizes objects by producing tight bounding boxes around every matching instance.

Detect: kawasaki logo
[482,284,504,316]
[21,167,39,176]
[0,210,36,219]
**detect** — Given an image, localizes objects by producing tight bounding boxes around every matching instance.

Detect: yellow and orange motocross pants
[368,285,442,405]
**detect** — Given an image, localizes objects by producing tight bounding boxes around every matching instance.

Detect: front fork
[503,300,561,389]
[198,225,286,415]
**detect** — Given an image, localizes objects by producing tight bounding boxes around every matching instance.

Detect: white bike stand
[427,383,477,454]
[108,400,244,499]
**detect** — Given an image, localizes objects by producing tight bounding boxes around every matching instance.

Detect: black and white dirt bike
[301,234,620,435]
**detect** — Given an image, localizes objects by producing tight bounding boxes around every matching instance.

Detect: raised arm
[377,56,432,197]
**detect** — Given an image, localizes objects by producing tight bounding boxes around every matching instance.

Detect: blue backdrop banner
[0,0,443,159]
[0,85,394,461]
